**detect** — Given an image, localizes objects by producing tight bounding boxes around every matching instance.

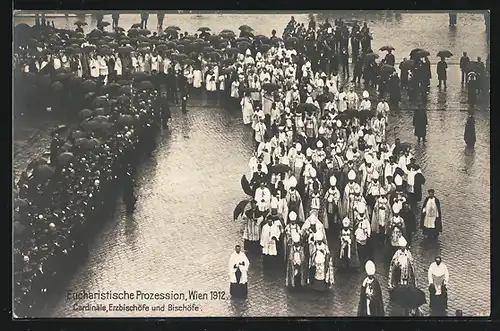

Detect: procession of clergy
[228,20,449,316]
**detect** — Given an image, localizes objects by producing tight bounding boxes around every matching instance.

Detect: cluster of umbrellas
[13,70,161,316]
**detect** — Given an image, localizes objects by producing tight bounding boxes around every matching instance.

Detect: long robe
[285,244,308,288]
[285,190,305,224]
[309,244,335,290]
[389,249,416,288]
[428,262,449,310]
[420,197,442,235]
[386,216,407,247]
[358,277,385,316]
[464,115,476,147]
[335,226,360,269]
[228,251,250,298]
[322,187,341,228]
[371,197,392,233]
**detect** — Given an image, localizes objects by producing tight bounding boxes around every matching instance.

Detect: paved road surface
[13,12,490,317]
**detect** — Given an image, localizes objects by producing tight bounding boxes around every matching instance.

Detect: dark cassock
[464,113,476,148]
[406,163,425,205]
[428,258,449,311]
[285,232,308,288]
[228,246,250,299]
[412,110,428,143]
[358,260,385,316]
[420,189,442,238]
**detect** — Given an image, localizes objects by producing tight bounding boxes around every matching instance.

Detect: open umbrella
[74,21,88,26]
[391,285,426,310]
[409,48,425,58]
[118,86,132,95]
[117,114,134,124]
[82,138,102,149]
[233,199,251,220]
[51,124,69,136]
[260,44,271,53]
[88,29,103,38]
[237,41,251,50]
[34,165,55,180]
[114,26,125,32]
[262,83,278,92]
[14,222,27,235]
[131,23,142,29]
[380,64,396,74]
[167,25,181,31]
[284,36,298,45]
[81,80,98,92]
[363,53,379,62]
[225,47,240,55]
[219,31,236,38]
[14,198,29,209]
[239,25,253,32]
[79,109,94,119]
[416,50,430,58]
[271,164,292,174]
[57,152,74,166]
[198,27,211,32]
[183,58,195,66]
[379,45,395,52]
[437,50,453,58]
[297,103,319,114]
[240,175,253,196]
[467,61,482,73]
[399,59,415,71]
[135,80,155,90]
[133,71,150,81]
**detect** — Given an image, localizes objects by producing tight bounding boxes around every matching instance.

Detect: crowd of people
[229,17,452,316]
[13,13,483,316]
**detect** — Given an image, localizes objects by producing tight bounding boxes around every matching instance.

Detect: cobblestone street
[14,12,490,317]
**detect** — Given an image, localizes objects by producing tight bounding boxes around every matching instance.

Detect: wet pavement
[13,12,490,317]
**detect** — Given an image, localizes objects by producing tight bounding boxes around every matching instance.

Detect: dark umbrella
[79,109,94,119]
[74,21,88,26]
[72,130,87,139]
[284,36,298,45]
[241,175,253,196]
[219,31,236,38]
[260,44,271,53]
[117,86,132,95]
[135,80,155,90]
[51,124,69,136]
[391,285,426,309]
[198,27,211,32]
[133,71,150,81]
[237,41,251,50]
[399,59,415,71]
[34,165,55,180]
[83,138,102,149]
[409,48,426,58]
[379,45,395,51]
[239,25,253,32]
[117,114,134,124]
[14,198,29,209]
[57,152,74,166]
[114,27,125,32]
[416,50,430,58]
[225,47,240,55]
[233,199,251,220]
[297,103,319,114]
[363,53,379,62]
[81,80,98,92]
[262,83,278,92]
[88,29,103,38]
[437,50,453,58]
[467,61,481,72]
[14,222,27,235]
[131,23,142,29]
[167,25,181,31]
[380,64,396,74]
[271,164,292,174]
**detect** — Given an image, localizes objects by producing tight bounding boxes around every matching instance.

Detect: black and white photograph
[12,10,490,318]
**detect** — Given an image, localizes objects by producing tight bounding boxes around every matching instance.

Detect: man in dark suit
[459,52,470,85]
